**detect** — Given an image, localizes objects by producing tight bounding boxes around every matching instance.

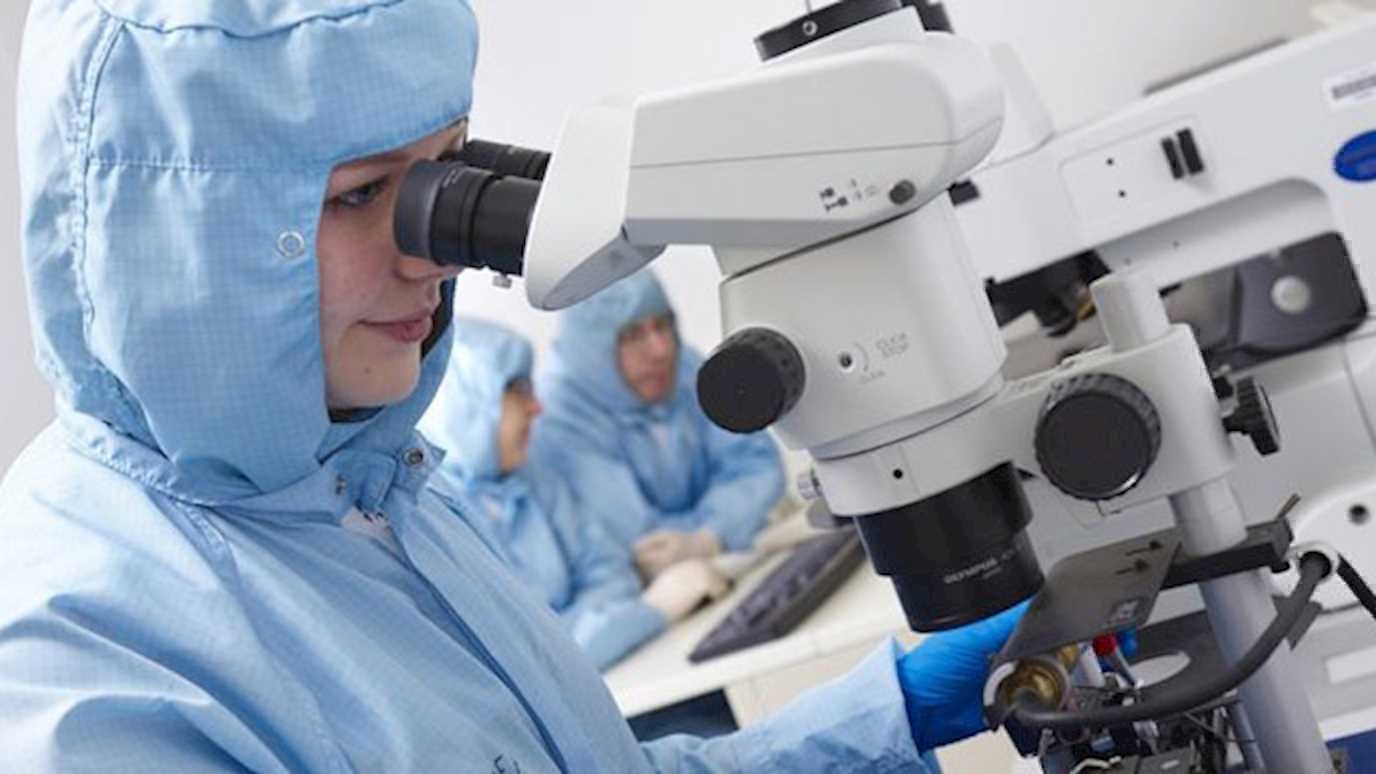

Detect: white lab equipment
[395,2,1376,769]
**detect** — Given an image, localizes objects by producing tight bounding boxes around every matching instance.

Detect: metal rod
[1171,479,1333,773]
[1227,701,1265,772]
[1094,270,1330,772]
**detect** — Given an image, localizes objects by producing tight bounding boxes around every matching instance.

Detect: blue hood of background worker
[420,317,668,670]
[534,270,785,553]
[0,0,979,770]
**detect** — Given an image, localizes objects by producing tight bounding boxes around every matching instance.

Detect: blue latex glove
[897,601,1028,753]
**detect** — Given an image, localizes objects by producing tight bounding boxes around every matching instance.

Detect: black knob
[1211,374,1235,400]
[1035,373,1162,501]
[1224,377,1280,456]
[697,328,805,433]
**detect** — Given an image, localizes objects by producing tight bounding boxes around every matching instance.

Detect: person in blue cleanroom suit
[0,0,1021,770]
[533,271,786,581]
[420,317,728,670]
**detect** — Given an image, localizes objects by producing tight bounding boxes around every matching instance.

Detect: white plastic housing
[719,198,1007,457]
[814,323,1236,518]
[625,33,1003,255]
[956,16,1376,295]
[523,98,664,310]
[524,9,1005,309]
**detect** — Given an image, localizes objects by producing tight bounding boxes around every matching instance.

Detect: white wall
[2,0,51,474]
[943,0,1320,131]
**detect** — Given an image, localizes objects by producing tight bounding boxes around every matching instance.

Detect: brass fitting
[995,644,1080,710]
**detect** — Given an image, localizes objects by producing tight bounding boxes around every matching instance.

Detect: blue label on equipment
[1336,130,1376,182]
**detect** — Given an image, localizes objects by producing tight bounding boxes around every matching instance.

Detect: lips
[364,313,434,344]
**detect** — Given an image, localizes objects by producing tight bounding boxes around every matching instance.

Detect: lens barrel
[394,159,540,275]
[452,139,552,181]
[854,463,1043,631]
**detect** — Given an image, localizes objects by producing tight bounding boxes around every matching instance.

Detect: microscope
[393,1,1376,770]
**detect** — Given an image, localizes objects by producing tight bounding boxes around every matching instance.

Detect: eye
[437,139,466,163]
[329,177,388,210]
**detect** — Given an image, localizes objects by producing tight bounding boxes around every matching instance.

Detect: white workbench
[603,548,1020,771]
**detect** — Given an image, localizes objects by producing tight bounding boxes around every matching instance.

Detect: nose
[528,396,544,418]
[396,250,463,283]
[646,327,675,359]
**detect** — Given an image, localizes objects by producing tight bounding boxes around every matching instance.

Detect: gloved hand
[634,529,722,581]
[641,558,731,624]
[897,601,1027,753]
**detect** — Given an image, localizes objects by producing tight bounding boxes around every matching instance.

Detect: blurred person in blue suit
[421,317,728,670]
[535,271,785,580]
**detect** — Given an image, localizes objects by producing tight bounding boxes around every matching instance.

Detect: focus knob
[1035,373,1162,501]
[697,328,805,433]
[1223,377,1280,456]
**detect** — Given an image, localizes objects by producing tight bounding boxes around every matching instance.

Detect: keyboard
[688,528,866,663]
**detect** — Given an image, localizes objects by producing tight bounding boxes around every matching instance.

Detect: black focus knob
[1035,373,1162,501]
[1224,377,1280,456]
[697,328,805,433]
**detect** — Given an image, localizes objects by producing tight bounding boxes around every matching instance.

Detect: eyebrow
[344,149,409,168]
[337,120,469,171]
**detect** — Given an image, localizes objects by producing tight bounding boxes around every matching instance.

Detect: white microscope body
[958,10,1376,750]
[528,9,1008,463]
[522,3,1370,771]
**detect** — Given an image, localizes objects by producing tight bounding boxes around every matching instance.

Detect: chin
[375,379,421,406]
[638,382,675,405]
[328,362,422,410]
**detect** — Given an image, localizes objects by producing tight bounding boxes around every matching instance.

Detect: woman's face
[497,378,542,474]
[317,122,469,410]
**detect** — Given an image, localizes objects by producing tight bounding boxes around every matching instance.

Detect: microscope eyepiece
[449,139,551,182]
[393,139,550,276]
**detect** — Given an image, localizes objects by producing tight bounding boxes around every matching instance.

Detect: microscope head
[523,0,1003,309]
[521,97,665,311]
[519,0,1036,631]
[500,0,1043,633]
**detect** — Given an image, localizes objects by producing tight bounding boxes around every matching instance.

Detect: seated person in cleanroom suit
[1,1,1024,770]
[421,317,728,670]
[534,270,786,581]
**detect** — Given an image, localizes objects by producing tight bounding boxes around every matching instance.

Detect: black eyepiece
[394,160,541,275]
[451,139,552,181]
[393,137,551,275]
